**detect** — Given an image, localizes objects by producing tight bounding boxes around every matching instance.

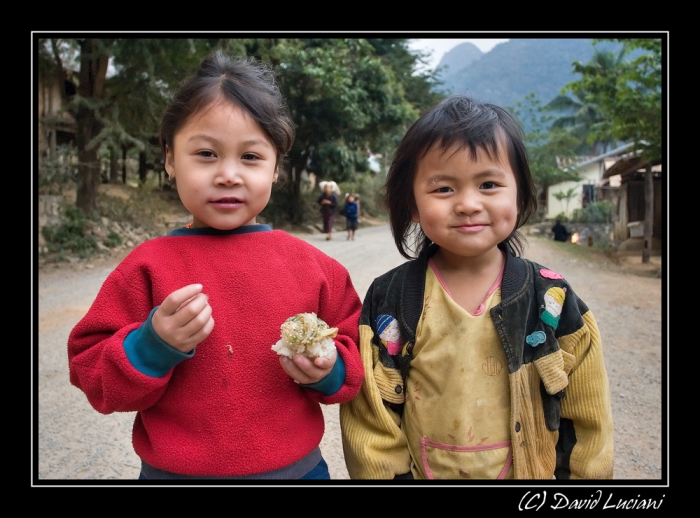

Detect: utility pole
[642,163,654,264]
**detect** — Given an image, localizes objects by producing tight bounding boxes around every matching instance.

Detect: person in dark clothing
[551,220,570,242]
[344,195,359,241]
[318,183,338,240]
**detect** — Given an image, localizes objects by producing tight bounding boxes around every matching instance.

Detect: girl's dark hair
[159,50,295,172]
[385,95,537,259]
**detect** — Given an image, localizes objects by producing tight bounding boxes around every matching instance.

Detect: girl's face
[165,99,277,229]
[411,141,518,263]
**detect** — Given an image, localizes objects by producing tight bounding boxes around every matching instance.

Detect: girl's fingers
[180,301,214,339]
[160,284,204,315]
[181,314,215,350]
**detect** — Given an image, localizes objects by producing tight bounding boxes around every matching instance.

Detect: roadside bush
[103,229,124,248]
[97,177,169,234]
[41,204,97,258]
[38,144,79,195]
[570,200,614,223]
[41,177,171,261]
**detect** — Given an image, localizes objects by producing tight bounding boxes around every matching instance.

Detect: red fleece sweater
[68,226,363,477]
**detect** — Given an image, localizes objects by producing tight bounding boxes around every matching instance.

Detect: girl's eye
[198,150,216,158]
[435,186,452,193]
[242,153,259,161]
[481,181,497,189]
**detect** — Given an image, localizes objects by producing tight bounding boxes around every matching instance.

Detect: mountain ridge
[434,38,623,110]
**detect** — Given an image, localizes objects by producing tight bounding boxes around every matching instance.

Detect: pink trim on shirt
[428,258,453,298]
[428,252,505,316]
[419,436,513,480]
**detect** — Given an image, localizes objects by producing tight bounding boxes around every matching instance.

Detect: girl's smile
[453,223,488,233]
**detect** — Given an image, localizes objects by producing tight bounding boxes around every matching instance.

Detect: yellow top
[402,261,513,479]
[340,255,614,480]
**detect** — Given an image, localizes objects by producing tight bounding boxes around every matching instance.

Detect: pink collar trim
[428,252,505,316]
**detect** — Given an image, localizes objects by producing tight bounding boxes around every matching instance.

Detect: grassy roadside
[523,224,662,278]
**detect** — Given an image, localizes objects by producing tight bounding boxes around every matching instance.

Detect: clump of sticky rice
[271,313,338,359]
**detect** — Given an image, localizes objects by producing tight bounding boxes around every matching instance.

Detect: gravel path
[35,224,664,482]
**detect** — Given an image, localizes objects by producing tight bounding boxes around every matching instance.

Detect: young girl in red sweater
[68,50,363,480]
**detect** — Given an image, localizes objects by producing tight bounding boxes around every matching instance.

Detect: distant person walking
[551,219,571,242]
[344,194,359,241]
[318,182,339,240]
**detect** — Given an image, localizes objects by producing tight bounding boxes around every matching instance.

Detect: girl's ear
[164,146,175,178]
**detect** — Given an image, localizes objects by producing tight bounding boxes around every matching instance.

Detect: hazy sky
[408,38,510,71]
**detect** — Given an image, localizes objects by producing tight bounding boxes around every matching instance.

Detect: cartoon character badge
[540,286,567,329]
[376,314,402,355]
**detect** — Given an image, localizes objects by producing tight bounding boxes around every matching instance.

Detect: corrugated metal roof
[562,142,637,172]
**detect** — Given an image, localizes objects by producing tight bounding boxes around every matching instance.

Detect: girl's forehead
[424,140,508,166]
[175,98,272,146]
[187,98,247,124]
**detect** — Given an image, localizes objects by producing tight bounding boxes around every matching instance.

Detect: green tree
[38,37,438,226]
[546,48,627,155]
[71,38,114,216]
[367,38,443,114]
[511,93,581,220]
[553,187,578,216]
[39,37,216,215]
[366,38,444,172]
[253,38,421,223]
[565,38,662,161]
[100,39,214,183]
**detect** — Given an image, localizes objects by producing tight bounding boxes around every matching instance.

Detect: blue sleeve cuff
[300,352,346,395]
[123,307,194,377]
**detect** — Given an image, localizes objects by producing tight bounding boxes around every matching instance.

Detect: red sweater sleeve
[302,254,363,405]
[67,254,173,414]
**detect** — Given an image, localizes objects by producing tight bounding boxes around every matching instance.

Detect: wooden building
[599,155,663,246]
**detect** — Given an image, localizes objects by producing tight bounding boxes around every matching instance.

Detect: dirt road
[36,224,664,482]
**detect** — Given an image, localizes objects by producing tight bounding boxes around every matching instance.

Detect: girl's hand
[151,284,214,353]
[279,348,337,385]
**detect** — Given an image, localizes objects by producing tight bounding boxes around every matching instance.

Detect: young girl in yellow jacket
[340,95,614,480]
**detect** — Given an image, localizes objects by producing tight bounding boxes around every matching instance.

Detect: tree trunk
[122,147,127,184]
[270,155,307,225]
[75,110,102,215]
[642,163,654,264]
[537,188,548,222]
[139,151,148,183]
[289,158,306,223]
[109,146,119,183]
[74,38,113,216]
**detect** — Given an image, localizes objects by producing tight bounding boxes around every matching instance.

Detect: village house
[547,143,637,220]
[38,64,77,158]
[547,142,662,251]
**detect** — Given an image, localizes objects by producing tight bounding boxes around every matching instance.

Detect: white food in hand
[271,313,338,359]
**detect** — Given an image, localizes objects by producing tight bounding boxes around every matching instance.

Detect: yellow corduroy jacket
[340,248,614,480]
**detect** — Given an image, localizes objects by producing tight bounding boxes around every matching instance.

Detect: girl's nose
[454,190,482,214]
[215,161,241,185]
